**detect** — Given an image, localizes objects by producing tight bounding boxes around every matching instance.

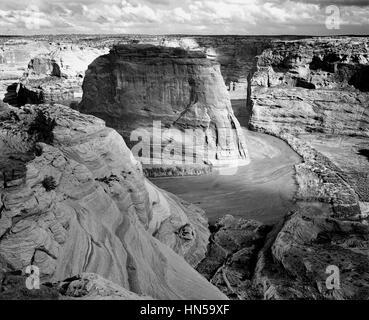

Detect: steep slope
[250,38,369,135]
[1,43,108,107]
[0,103,226,300]
[78,44,249,174]
[245,37,369,299]
[249,37,369,205]
[196,37,369,300]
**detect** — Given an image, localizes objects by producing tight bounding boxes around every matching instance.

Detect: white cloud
[0,0,367,35]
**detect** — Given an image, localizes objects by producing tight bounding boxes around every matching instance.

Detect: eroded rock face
[78,44,249,172]
[189,36,273,126]
[250,38,369,135]
[251,88,369,137]
[245,37,369,300]
[249,38,369,208]
[196,37,369,300]
[1,43,108,107]
[197,215,270,299]
[254,199,369,300]
[0,40,50,105]
[0,268,152,300]
[0,103,226,300]
[249,132,369,300]
[57,273,153,300]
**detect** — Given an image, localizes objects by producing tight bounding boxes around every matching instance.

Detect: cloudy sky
[0,0,368,35]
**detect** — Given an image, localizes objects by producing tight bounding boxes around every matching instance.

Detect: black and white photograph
[0,0,368,308]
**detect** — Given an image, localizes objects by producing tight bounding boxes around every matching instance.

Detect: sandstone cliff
[0,39,50,105]
[0,270,153,300]
[78,44,249,173]
[250,38,369,135]
[242,37,369,299]
[0,103,226,300]
[196,37,369,300]
[249,38,369,206]
[1,42,107,107]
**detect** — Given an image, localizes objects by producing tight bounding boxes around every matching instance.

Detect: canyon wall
[0,39,107,108]
[196,37,369,300]
[250,37,369,135]
[0,103,226,300]
[233,37,369,299]
[20,45,108,106]
[249,37,369,204]
[179,36,272,126]
[0,39,50,105]
[78,44,249,173]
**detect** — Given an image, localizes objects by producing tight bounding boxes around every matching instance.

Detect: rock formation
[188,36,273,126]
[0,39,50,105]
[197,215,270,299]
[2,35,369,300]
[236,37,369,299]
[78,44,249,174]
[0,267,152,300]
[196,37,369,300]
[250,38,369,135]
[252,135,369,300]
[0,103,226,300]
[57,273,154,300]
[21,46,108,106]
[1,41,107,108]
[249,37,369,207]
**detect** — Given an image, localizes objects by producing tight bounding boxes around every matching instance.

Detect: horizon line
[1,33,369,38]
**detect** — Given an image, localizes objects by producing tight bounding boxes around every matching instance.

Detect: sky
[0,0,368,35]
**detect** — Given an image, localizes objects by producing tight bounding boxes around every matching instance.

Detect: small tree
[28,110,56,145]
[42,176,57,191]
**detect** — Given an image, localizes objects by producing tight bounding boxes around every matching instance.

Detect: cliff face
[78,45,249,172]
[195,37,369,300]
[251,88,369,137]
[249,38,369,204]
[241,38,369,299]
[0,40,50,105]
[250,38,369,136]
[1,43,107,107]
[188,37,273,126]
[0,103,226,300]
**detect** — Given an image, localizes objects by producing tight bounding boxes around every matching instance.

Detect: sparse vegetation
[42,176,57,191]
[172,47,188,57]
[28,110,56,144]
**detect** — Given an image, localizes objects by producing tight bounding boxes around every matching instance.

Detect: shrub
[172,47,188,57]
[28,110,56,144]
[42,176,57,191]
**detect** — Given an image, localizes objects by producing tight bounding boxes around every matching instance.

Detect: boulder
[197,215,270,299]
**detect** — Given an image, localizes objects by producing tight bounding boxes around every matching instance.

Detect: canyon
[77,44,249,175]
[0,35,368,300]
[0,103,226,300]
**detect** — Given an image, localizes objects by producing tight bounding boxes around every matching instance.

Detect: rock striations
[196,37,369,300]
[0,103,226,300]
[250,38,369,136]
[239,37,369,299]
[78,44,249,174]
[249,38,369,209]
[1,43,107,108]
